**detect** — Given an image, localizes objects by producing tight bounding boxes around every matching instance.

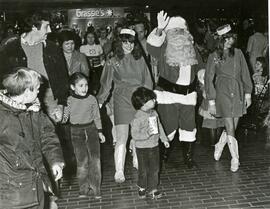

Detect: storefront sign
[75,8,114,18]
[69,8,124,19]
[68,7,126,33]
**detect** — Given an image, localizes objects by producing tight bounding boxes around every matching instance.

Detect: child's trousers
[70,122,101,196]
[136,146,160,192]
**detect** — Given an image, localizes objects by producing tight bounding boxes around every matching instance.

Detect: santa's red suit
[147,15,204,168]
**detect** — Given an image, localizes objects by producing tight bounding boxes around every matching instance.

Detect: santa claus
[147,11,204,168]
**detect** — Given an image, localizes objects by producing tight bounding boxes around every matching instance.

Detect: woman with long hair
[205,24,253,172]
[97,28,153,183]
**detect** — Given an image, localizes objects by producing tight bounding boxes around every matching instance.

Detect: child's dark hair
[256,56,268,76]
[131,87,156,110]
[69,72,88,86]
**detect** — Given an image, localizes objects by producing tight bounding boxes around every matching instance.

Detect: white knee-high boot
[114,144,126,183]
[214,130,227,161]
[227,135,239,172]
[129,139,138,169]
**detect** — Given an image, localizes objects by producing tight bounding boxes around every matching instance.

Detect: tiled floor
[56,114,270,209]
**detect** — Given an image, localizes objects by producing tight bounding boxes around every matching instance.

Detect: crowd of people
[0,9,268,209]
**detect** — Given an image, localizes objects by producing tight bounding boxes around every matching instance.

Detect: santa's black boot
[182,142,197,169]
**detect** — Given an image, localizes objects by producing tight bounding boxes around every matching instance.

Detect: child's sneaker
[94,195,102,199]
[138,188,146,199]
[78,192,88,198]
[93,191,102,199]
[148,190,163,199]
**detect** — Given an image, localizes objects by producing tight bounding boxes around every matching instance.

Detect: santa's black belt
[157,77,196,95]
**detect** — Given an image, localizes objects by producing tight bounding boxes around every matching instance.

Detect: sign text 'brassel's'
[75,9,114,18]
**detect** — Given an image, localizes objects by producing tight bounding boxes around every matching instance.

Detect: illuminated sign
[74,9,114,18]
[68,7,126,34]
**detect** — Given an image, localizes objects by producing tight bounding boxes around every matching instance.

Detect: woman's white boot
[214,130,227,161]
[227,135,240,172]
[114,144,126,183]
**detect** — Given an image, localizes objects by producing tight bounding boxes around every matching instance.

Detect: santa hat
[216,24,231,36]
[120,28,135,36]
[165,16,187,31]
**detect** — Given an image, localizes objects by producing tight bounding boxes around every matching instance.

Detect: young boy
[0,67,64,209]
[131,87,170,199]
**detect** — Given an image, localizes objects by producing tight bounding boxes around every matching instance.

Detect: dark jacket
[0,94,64,209]
[0,38,69,105]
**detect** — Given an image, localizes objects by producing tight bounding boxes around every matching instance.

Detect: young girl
[252,56,268,96]
[80,31,104,94]
[62,72,105,199]
[131,87,170,199]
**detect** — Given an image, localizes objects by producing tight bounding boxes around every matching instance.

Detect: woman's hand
[208,103,216,116]
[245,94,252,108]
[98,133,106,143]
[157,10,170,30]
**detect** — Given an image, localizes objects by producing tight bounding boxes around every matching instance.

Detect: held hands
[98,132,106,143]
[208,103,216,117]
[163,141,170,148]
[51,105,64,123]
[157,10,170,30]
[52,162,64,181]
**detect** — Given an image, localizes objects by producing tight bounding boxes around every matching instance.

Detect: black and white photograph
[0,0,268,208]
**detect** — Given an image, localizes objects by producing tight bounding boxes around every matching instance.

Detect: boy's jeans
[136,146,160,192]
[70,122,101,196]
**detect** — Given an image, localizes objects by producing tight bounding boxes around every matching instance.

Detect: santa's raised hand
[157,10,170,31]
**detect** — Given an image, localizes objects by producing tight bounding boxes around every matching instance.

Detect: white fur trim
[165,16,187,31]
[176,65,191,85]
[154,90,197,105]
[120,29,135,36]
[209,100,215,105]
[197,69,205,85]
[178,128,197,142]
[167,130,176,141]
[217,24,231,36]
[147,28,166,47]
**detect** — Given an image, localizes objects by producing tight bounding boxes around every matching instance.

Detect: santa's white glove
[157,10,170,30]
[52,162,64,181]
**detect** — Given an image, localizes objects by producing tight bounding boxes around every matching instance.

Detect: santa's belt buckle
[172,86,190,95]
[157,77,195,95]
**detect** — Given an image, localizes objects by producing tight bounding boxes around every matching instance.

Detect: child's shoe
[94,195,102,199]
[93,190,102,199]
[148,190,163,199]
[78,192,89,198]
[138,187,146,199]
